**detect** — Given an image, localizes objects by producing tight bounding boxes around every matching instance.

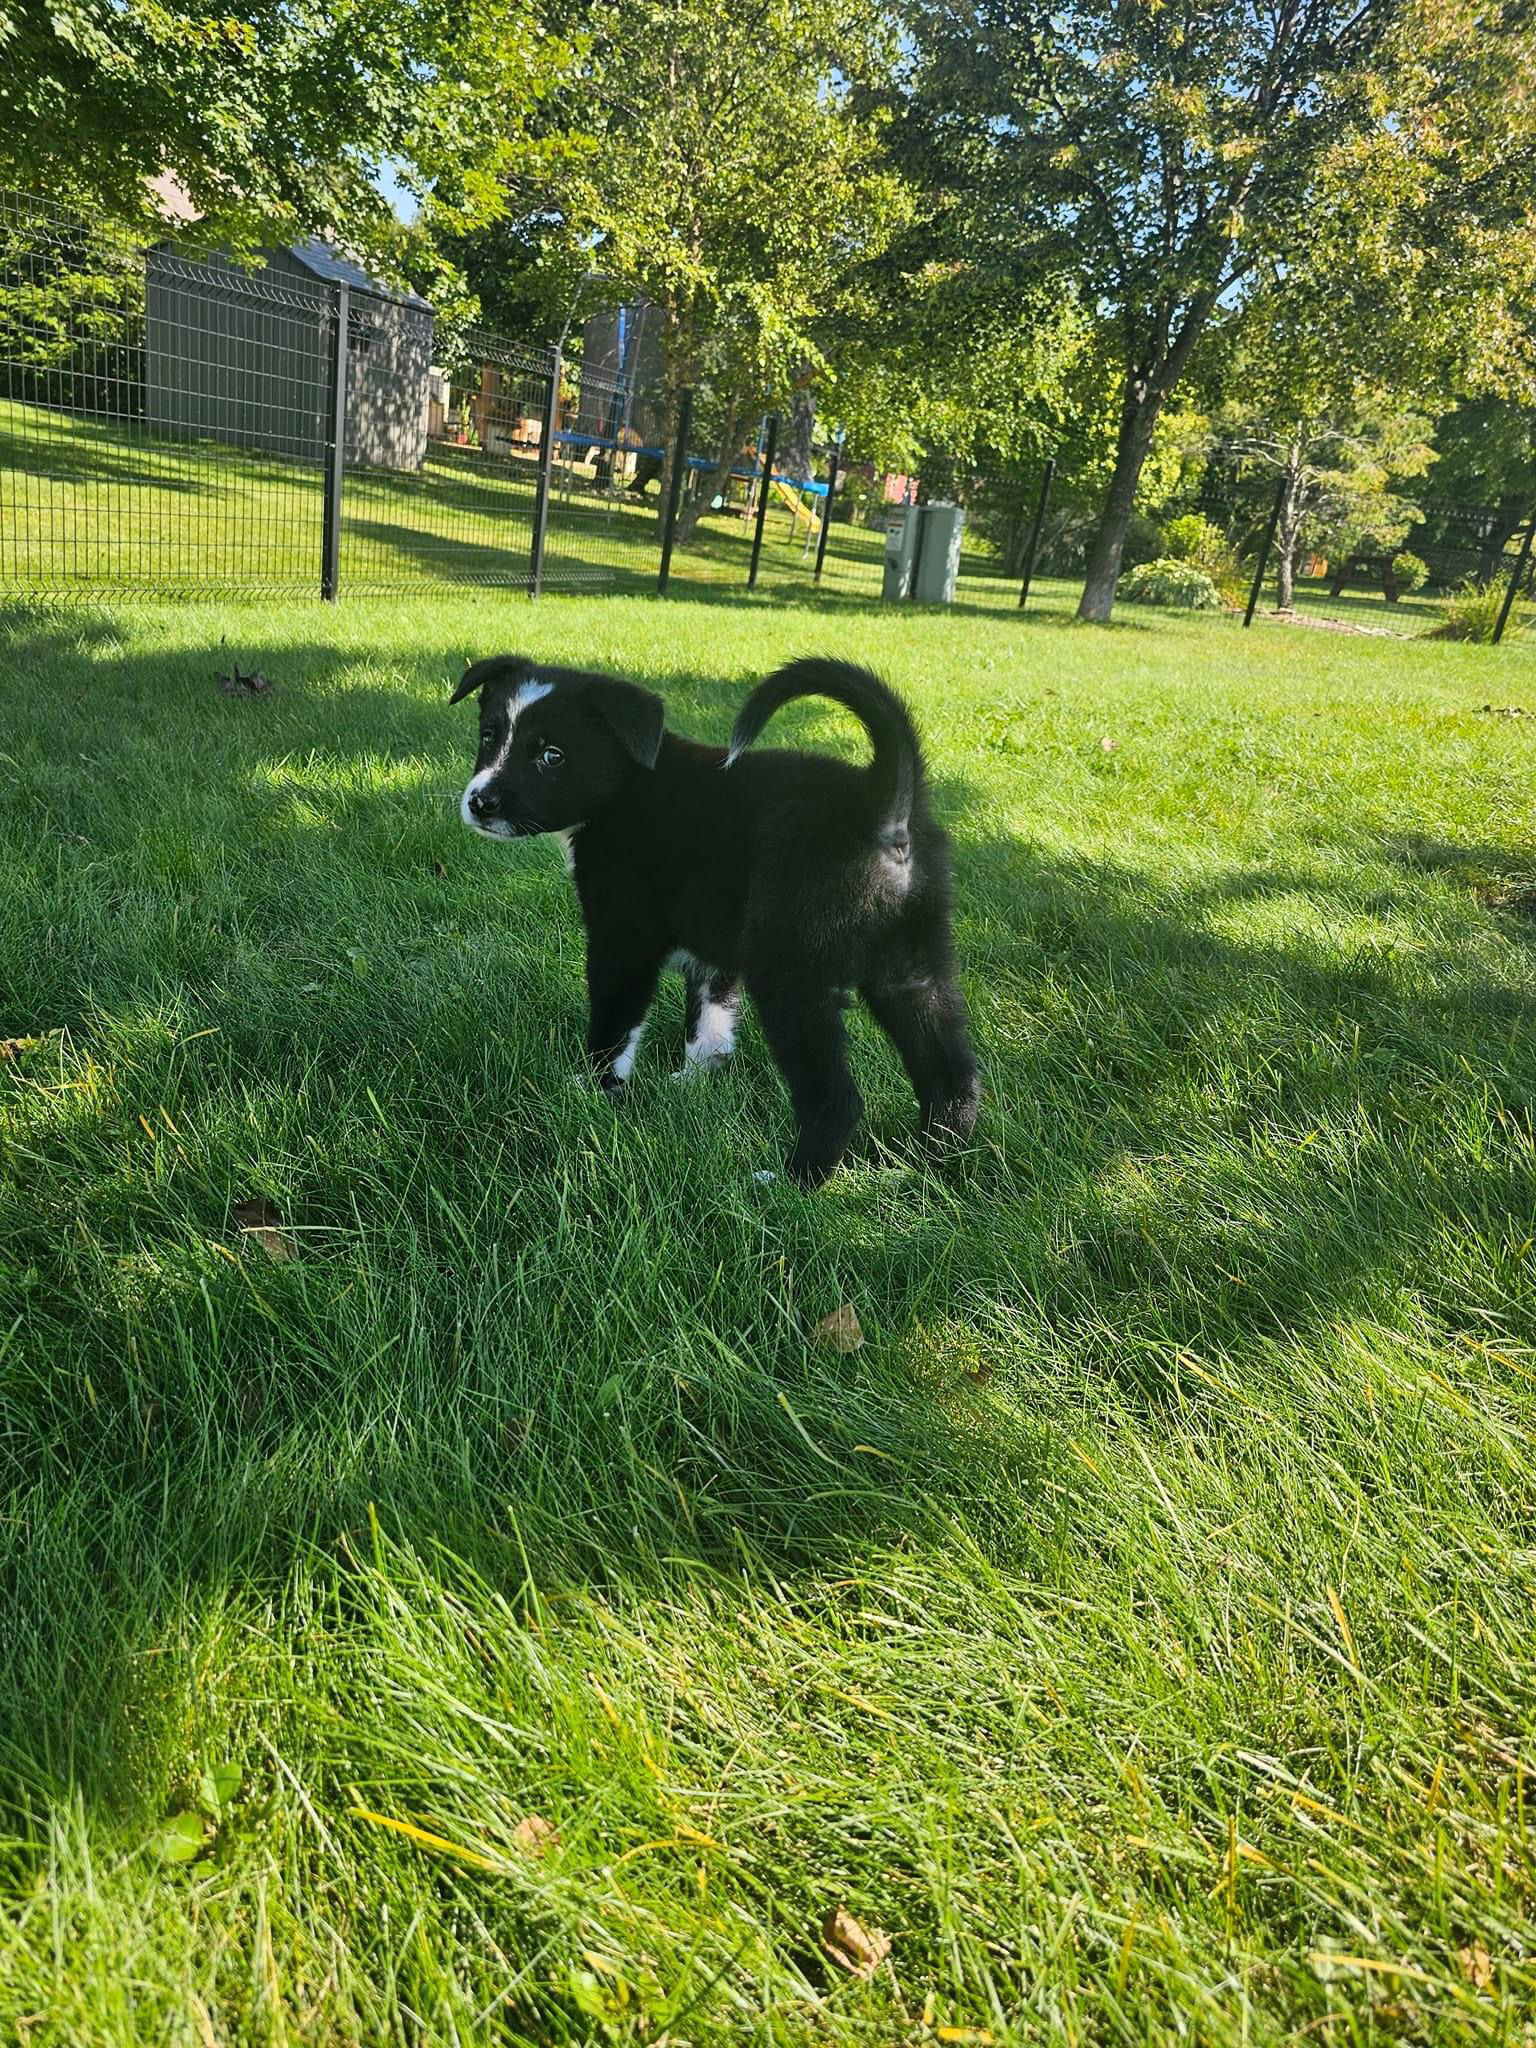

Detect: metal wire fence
[2,185,1532,643]
[1,191,336,593]
[1158,479,1536,644]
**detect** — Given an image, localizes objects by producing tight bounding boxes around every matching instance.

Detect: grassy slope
[3,398,1037,609]
[0,398,1469,630]
[1,590,1535,2045]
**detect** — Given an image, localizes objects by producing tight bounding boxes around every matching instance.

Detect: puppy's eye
[480,730,494,747]
[538,744,564,768]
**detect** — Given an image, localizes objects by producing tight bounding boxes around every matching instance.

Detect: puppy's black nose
[468,787,500,819]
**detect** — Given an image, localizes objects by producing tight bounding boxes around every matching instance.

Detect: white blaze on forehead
[505,678,555,728]
[460,677,556,828]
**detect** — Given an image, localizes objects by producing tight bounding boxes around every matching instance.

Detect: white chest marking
[553,826,581,874]
[685,993,738,1066]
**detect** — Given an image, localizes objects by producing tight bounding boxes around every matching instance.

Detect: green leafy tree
[0,0,572,258]
[448,0,909,540]
[1268,404,1434,607]
[902,0,1536,621]
[1206,219,1534,604]
[1212,297,1437,610]
[818,186,1093,474]
[1425,397,1536,581]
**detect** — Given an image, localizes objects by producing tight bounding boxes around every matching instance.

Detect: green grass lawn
[3,588,1536,2044]
[1,395,1057,616]
[6,397,1501,640]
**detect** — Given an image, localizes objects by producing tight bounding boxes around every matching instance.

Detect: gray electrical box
[882,506,921,600]
[913,502,965,604]
[881,502,966,603]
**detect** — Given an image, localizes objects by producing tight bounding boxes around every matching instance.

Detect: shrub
[1390,549,1429,594]
[1162,511,1224,565]
[1040,506,1163,575]
[1120,510,1166,570]
[1119,557,1224,610]
[1425,576,1522,643]
[1160,511,1244,602]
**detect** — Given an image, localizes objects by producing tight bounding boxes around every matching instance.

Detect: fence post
[658,387,693,596]
[1018,458,1056,609]
[748,412,780,591]
[1244,471,1286,629]
[1492,515,1535,644]
[529,347,560,599]
[813,435,843,584]
[321,282,349,603]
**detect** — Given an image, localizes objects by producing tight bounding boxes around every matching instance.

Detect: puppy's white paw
[673,1053,730,1083]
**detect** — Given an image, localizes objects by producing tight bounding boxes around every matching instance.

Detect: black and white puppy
[452,653,980,1185]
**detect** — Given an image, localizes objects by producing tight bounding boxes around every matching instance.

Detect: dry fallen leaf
[431,858,449,881]
[0,1035,44,1060]
[813,1304,864,1354]
[1459,1943,1494,1991]
[232,1196,294,1260]
[1100,735,1118,752]
[216,665,273,696]
[511,1814,560,1859]
[821,1905,890,1979]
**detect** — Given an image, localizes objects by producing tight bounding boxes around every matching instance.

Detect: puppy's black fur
[452,653,980,1185]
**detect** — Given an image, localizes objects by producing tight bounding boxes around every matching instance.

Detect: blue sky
[375,161,420,223]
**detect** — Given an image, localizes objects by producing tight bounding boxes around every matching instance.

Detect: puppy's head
[451,656,665,841]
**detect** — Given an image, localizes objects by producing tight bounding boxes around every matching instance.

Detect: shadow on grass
[0,417,223,497]
[1386,833,1536,926]
[2,601,1535,1829]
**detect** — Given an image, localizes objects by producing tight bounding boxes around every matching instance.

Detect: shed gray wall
[343,295,432,470]
[145,247,432,471]
[145,250,326,459]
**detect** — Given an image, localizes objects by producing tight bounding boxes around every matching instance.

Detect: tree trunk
[1275,531,1296,611]
[672,401,741,547]
[657,384,683,533]
[1076,377,1162,623]
[1477,500,1524,584]
[779,383,815,481]
[655,303,693,534]
[1275,453,1303,612]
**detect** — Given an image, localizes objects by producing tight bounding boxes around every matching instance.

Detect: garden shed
[145,238,434,471]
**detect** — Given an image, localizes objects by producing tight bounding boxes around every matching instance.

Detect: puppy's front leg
[586,932,664,1096]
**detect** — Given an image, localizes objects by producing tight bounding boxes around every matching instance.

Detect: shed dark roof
[286,237,433,311]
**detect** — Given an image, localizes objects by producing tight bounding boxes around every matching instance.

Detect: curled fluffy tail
[726,657,921,829]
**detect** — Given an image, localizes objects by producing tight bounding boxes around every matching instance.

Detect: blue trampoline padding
[549,430,829,495]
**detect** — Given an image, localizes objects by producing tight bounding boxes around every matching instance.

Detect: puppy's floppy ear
[450,654,530,705]
[589,676,666,768]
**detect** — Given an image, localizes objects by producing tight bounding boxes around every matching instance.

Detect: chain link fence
[2,187,1532,643]
[1167,477,1536,645]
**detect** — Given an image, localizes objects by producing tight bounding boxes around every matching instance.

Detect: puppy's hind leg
[862,971,981,1149]
[749,978,863,1187]
[676,963,742,1079]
